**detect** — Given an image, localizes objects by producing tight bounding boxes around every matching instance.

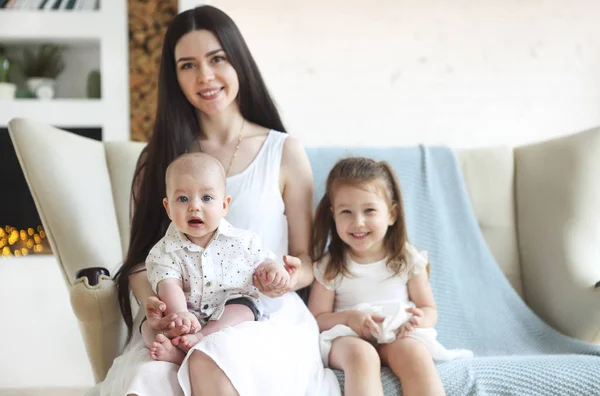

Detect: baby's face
[164,166,229,247]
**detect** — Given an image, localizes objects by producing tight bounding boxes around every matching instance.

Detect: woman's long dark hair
[114,5,286,341]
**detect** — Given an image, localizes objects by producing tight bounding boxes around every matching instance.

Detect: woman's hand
[253,255,301,297]
[145,296,187,338]
[347,310,384,340]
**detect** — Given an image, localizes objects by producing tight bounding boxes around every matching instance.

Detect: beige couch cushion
[104,142,146,258]
[515,127,600,343]
[456,147,522,296]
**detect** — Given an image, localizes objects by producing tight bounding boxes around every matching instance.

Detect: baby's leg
[329,336,383,396]
[176,301,255,352]
[141,319,158,350]
[149,333,185,365]
[379,337,446,396]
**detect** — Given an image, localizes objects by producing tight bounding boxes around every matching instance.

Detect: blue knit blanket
[306,146,600,396]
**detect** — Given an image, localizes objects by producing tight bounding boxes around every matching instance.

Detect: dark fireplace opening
[1,127,102,257]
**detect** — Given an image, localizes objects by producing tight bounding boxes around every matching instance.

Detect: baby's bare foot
[149,334,185,364]
[177,333,204,353]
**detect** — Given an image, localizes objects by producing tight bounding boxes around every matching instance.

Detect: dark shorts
[139,297,259,333]
[225,297,260,321]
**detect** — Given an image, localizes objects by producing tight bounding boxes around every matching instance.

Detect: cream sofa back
[105,141,523,296]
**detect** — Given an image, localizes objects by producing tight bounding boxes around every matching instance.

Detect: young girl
[308,157,472,396]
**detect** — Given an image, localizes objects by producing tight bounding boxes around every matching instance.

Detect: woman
[97,5,340,396]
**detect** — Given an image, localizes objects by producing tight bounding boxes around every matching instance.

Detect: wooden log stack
[129,0,178,142]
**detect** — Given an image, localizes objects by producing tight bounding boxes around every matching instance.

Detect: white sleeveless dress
[94,131,340,396]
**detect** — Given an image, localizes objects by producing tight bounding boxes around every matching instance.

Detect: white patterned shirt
[146,218,277,322]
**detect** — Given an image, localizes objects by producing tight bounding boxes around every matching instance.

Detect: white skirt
[92,293,341,396]
[319,302,473,367]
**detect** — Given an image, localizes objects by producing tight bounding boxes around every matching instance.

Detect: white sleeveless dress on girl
[315,243,473,367]
[95,131,341,396]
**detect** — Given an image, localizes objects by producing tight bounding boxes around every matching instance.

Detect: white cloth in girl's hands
[319,302,473,367]
[357,301,414,343]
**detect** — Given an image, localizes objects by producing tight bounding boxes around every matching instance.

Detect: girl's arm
[307,280,345,331]
[407,271,438,328]
[281,136,315,290]
[308,281,384,337]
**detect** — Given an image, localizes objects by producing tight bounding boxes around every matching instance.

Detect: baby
[142,152,290,364]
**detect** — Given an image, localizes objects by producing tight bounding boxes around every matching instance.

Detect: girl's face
[174,29,240,117]
[331,181,397,263]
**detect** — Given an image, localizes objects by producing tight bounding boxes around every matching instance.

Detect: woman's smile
[198,87,223,100]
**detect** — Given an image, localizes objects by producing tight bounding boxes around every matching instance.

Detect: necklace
[197,118,246,176]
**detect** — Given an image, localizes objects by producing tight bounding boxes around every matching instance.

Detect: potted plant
[21,44,65,100]
[0,47,17,99]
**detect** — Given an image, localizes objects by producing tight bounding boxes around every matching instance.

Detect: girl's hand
[347,310,384,340]
[396,307,425,338]
[145,296,187,338]
[283,254,301,290]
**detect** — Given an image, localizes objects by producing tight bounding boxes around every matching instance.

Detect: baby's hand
[396,307,424,338]
[253,259,290,297]
[174,311,201,334]
[347,310,384,340]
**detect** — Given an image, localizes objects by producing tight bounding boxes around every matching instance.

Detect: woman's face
[174,29,240,117]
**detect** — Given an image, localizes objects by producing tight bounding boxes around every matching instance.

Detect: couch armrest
[75,267,110,287]
[71,269,127,382]
[515,127,600,344]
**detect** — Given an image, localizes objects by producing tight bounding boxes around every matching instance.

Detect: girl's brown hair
[311,157,411,282]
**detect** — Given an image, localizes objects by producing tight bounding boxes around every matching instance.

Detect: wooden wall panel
[129,0,178,142]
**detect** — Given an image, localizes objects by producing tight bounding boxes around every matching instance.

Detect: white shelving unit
[0,98,103,127]
[0,12,104,43]
[0,3,130,141]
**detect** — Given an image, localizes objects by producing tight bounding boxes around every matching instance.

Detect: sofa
[7,118,600,393]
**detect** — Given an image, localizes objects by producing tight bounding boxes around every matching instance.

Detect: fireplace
[1,127,102,257]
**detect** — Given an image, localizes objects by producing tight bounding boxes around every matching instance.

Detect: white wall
[185,0,600,148]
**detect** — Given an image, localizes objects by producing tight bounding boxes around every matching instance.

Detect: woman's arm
[281,135,314,290]
[128,150,181,333]
[130,264,157,311]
